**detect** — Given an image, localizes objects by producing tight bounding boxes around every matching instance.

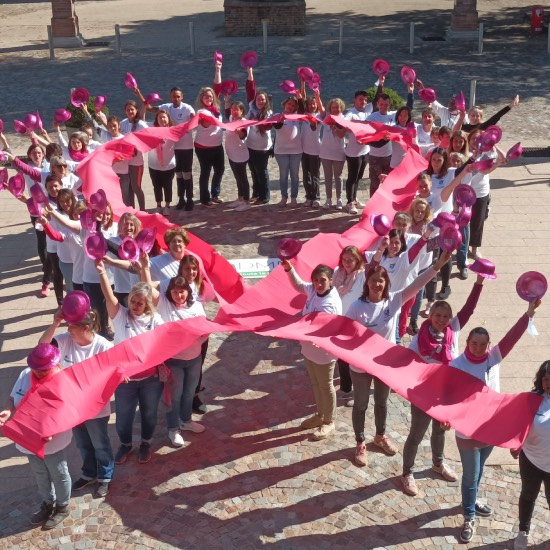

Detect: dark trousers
[149,167,175,204]
[195,145,225,203]
[45,251,63,304]
[229,159,250,201]
[175,148,194,203]
[368,155,391,196]
[83,281,110,338]
[301,153,320,201]
[518,450,550,533]
[345,154,368,204]
[32,217,49,285]
[337,359,353,394]
[248,148,271,202]
[470,194,490,248]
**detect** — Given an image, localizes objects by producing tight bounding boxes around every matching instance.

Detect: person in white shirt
[301,91,324,207]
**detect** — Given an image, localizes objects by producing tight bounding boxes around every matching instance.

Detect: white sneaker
[514,531,529,550]
[180,420,205,433]
[290,198,298,206]
[235,202,251,211]
[168,429,184,447]
[345,203,358,215]
[312,200,320,207]
[323,200,332,209]
[355,200,366,208]
[336,199,343,210]
[278,197,288,207]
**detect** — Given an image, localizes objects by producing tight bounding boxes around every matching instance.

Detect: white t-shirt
[224,120,249,163]
[522,394,550,472]
[366,111,395,157]
[408,316,461,363]
[150,252,179,281]
[301,117,321,156]
[112,306,163,345]
[147,135,176,171]
[158,102,195,150]
[156,295,206,360]
[344,108,370,157]
[319,123,346,162]
[81,225,117,284]
[120,119,148,166]
[195,110,223,147]
[98,131,129,174]
[333,267,366,315]
[11,368,73,455]
[246,124,273,151]
[53,332,113,418]
[274,120,302,155]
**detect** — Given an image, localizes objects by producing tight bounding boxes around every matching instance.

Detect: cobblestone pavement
[1,1,550,549]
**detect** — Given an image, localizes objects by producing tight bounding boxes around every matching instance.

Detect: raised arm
[456,276,485,328]
[96,259,120,319]
[136,254,160,305]
[5,153,41,181]
[281,258,308,294]
[402,251,450,302]
[440,163,474,204]
[479,95,519,130]
[39,310,64,344]
[498,299,541,359]
[45,205,81,234]
[407,225,434,263]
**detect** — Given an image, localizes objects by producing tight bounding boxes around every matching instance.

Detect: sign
[228,257,281,279]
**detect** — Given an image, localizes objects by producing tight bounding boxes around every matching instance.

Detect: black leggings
[149,167,175,204]
[345,154,368,204]
[518,450,550,533]
[45,251,63,304]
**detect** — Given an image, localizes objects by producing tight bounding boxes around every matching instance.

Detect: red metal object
[531,5,544,35]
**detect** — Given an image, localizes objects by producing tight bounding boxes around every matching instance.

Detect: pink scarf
[68,147,88,162]
[333,268,362,298]
[417,319,454,363]
[203,104,220,118]
[464,346,489,364]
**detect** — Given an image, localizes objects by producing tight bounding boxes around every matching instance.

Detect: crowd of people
[0,60,548,548]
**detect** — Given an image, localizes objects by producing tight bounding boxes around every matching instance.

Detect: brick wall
[51,0,79,38]
[224,0,306,36]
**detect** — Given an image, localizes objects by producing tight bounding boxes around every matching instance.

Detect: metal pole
[47,25,55,60]
[469,79,477,109]
[115,24,122,56]
[548,24,550,55]
[189,22,195,55]
[478,23,483,54]
[409,22,415,54]
[338,19,343,55]
[262,20,268,54]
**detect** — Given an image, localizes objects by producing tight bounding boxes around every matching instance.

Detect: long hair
[533,360,550,393]
[426,147,450,178]
[166,276,194,307]
[360,266,391,302]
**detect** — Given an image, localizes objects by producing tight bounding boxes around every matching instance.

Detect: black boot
[43,504,70,530]
[31,502,54,525]
[184,179,194,211]
[175,179,186,210]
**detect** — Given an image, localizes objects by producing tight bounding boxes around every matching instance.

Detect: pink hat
[455,205,472,227]
[240,50,258,69]
[453,184,477,207]
[0,167,9,187]
[473,158,495,172]
[26,197,43,217]
[308,73,321,92]
[118,236,140,262]
[432,212,456,229]
[506,142,523,160]
[80,209,96,232]
[135,227,157,254]
[29,183,49,204]
[484,125,502,144]
[61,290,91,324]
[144,93,162,104]
[54,108,72,124]
[125,72,138,89]
[438,223,462,252]
[27,343,61,371]
[8,173,26,198]
[220,80,239,96]
[23,113,38,130]
[297,66,314,81]
[277,237,302,260]
[94,95,107,112]
[213,50,223,63]
[400,66,416,85]
[418,88,437,103]
[370,214,391,236]
[84,232,107,260]
[14,120,27,134]
[89,189,108,213]
[455,91,466,112]
[469,258,497,279]
[516,271,548,302]
[280,80,297,94]
[71,88,90,108]
[35,111,43,130]
[372,59,390,77]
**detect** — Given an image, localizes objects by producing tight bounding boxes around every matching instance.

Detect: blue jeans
[457,224,470,270]
[27,448,71,506]
[458,439,494,518]
[195,145,224,203]
[58,260,74,293]
[72,416,114,482]
[115,376,163,445]
[275,153,301,199]
[165,356,202,429]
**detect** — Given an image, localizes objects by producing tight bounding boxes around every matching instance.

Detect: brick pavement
[1,1,550,548]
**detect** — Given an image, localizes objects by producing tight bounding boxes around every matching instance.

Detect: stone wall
[224,0,306,36]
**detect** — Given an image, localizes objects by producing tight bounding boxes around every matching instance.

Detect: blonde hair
[410,197,432,223]
[128,282,155,316]
[117,212,142,238]
[327,98,345,114]
[196,87,220,110]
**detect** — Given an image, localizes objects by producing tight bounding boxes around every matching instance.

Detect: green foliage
[362,86,405,111]
[65,97,109,128]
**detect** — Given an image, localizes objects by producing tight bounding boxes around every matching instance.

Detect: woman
[332,246,366,406]
[454,95,520,133]
[301,91,324,207]
[39,305,114,498]
[346,252,450,467]
[451,299,541,544]
[389,105,415,171]
[0,344,73,529]
[143,262,207,446]
[448,130,469,157]
[55,127,90,166]
[147,110,176,215]
[121,100,148,211]
[282,260,342,441]
[195,75,225,207]
[245,65,273,205]
[402,272,487,497]
[96,260,164,464]
[512,360,550,550]
[320,98,346,210]
[149,227,191,281]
